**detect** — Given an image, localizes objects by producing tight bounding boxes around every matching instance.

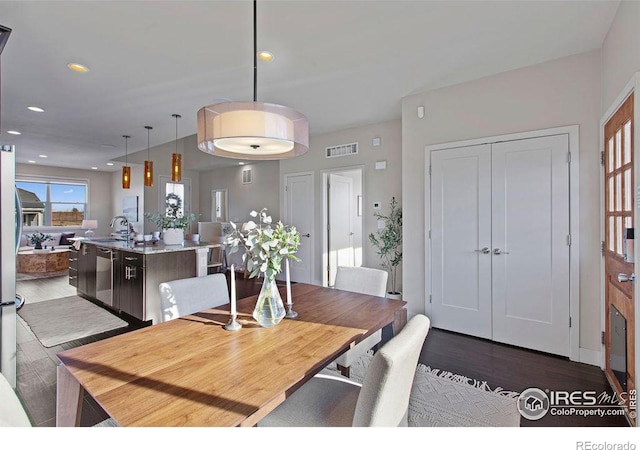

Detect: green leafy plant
[27,232,52,247]
[225,208,300,283]
[144,193,197,230]
[368,197,402,294]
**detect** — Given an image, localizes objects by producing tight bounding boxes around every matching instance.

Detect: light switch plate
[375,160,386,170]
[377,219,386,230]
[372,137,381,147]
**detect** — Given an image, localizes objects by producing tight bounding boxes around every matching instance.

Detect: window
[16,178,88,227]
[160,176,192,218]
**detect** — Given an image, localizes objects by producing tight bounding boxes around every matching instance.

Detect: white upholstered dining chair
[158,273,229,322]
[332,266,388,377]
[258,314,430,427]
[0,373,31,427]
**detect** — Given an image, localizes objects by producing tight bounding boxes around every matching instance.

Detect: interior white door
[283,173,313,284]
[491,135,570,356]
[329,173,354,285]
[429,134,571,356]
[430,144,493,339]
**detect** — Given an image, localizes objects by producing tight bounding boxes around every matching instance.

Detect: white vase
[162,228,184,245]
[386,292,402,300]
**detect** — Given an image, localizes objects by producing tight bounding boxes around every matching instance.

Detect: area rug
[18,296,128,348]
[328,351,521,427]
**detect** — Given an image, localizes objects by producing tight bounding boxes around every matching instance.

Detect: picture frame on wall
[123,195,138,222]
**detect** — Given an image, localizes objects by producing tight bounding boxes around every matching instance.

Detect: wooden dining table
[55,282,407,427]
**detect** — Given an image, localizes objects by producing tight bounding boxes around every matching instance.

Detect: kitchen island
[69,238,221,325]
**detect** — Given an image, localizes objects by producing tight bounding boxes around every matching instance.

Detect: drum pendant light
[144,126,154,187]
[171,114,182,182]
[122,135,131,189]
[196,0,308,160]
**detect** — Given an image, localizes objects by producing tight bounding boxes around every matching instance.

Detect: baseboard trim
[579,347,602,368]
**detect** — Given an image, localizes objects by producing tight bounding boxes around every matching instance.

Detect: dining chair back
[353,313,430,426]
[258,314,430,427]
[333,266,388,297]
[0,373,31,426]
[158,273,229,322]
[332,266,388,376]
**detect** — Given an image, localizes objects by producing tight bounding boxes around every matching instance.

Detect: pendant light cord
[253,0,257,102]
[123,135,129,164]
[146,126,151,156]
[172,114,181,150]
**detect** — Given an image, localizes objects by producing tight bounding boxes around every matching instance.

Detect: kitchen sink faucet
[110,216,131,241]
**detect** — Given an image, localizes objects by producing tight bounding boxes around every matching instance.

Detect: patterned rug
[329,351,521,427]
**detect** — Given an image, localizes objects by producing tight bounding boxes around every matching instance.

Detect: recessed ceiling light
[238,162,246,165]
[27,106,45,112]
[28,160,36,164]
[258,51,274,62]
[106,162,114,166]
[7,130,21,135]
[38,154,47,158]
[67,62,90,73]
[91,167,98,170]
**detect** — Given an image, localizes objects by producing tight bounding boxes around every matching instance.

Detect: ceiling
[0,0,619,172]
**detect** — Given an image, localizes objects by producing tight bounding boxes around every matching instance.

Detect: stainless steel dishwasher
[95,246,114,307]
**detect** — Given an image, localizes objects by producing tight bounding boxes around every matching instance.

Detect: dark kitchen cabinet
[77,243,96,299]
[68,247,78,287]
[114,250,144,321]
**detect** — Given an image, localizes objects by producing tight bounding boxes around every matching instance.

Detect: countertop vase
[162,228,184,245]
[253,277,286,328]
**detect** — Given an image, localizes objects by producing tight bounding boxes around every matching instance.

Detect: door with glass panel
[603,93,635,424]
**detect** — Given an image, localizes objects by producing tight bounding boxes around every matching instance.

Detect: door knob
[493,248,510,255]
[474,247,490,254]
[617,273,635,283]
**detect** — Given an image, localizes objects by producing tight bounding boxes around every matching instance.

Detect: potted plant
[144,193,197,245]
[368,197,402,299]
[225,208,300,327]
[27,232,52,251]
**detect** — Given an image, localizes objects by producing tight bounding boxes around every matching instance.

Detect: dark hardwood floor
[15,273,629,427]
[419,328,629,427]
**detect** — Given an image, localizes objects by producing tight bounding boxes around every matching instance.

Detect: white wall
[16,163,114,237]
[198,161,280,224]
[601,0,640,114]
[279,120,402,288]
[401,50,602,352]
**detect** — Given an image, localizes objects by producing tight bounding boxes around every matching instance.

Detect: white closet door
[430,144,492,339]
[491,135,570,356]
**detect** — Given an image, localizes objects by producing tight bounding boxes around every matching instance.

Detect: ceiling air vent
[325,142,358,158]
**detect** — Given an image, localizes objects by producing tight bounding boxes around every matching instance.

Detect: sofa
[19,231,77,252]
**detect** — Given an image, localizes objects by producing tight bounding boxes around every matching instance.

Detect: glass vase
[253,276,286,328]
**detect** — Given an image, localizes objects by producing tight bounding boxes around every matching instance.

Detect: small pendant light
[144,125,154,187]
[172,114,182,182]
[122,135,131,189]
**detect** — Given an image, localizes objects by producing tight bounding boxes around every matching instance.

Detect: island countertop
[71,237,220,255]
